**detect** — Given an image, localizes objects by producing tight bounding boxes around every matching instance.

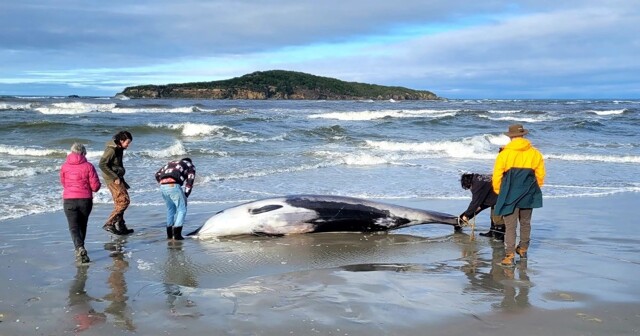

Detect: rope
[469,216,476,241]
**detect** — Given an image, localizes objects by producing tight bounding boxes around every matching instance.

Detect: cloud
[0,0,638,97]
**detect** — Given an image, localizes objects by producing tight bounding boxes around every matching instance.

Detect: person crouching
[460,173,505,240]
[155,158,196,240]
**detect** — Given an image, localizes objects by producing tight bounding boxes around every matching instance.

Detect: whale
[188,194,462,238]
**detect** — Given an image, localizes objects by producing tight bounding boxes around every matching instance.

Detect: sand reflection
[163,241,202,319]
[67,266,106,333]
[103,241,135,331]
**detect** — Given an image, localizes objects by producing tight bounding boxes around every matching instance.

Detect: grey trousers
[503,208,532,254]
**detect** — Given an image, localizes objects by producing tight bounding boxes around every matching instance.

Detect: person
[99,131,134,235]
[492,124,545,267]
[60,143,101,264]
[155,158,196,240]
[459,173,505,240]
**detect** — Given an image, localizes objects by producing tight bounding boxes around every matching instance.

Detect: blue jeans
[160,184,187,227]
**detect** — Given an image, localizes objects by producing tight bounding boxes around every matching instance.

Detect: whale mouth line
[249,204,283,214]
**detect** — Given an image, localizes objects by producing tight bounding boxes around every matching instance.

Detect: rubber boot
[500,253,516,267]
[116,221,134,235]
[479,224,495,237]
[493,225,505,241]
[173,226,184,240]
[166,227,173,240]
[516,245,528,259]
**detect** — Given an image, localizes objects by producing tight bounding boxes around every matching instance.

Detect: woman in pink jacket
[60,143,101,264]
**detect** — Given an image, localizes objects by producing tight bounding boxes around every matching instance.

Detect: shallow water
[1,195,639,335]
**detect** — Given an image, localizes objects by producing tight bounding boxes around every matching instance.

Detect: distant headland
[120,70,439,100]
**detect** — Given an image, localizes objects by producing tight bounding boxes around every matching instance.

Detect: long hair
[460,173,474,190]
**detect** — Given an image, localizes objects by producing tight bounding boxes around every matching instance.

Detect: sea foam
[149,122,229,136]
[138,141,188,158]
[478,114,556,123]
[0,167,57,179]
[34,102,116,114]
[364,134,505,159]
[0,144,64,157]
[0,102,35,111]
[546,153,640,164]
[588,109,626,116]
[308,109,458,121]
[112,106,196,114]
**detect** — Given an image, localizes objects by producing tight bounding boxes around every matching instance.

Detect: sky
[0,1,639,99]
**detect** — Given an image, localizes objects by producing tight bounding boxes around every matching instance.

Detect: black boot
[493,225,505,241]
[103,223,119,235]
[116,221,134,235]
[479,224,496,237]
[173,226,184,240]
[166,227,173,240]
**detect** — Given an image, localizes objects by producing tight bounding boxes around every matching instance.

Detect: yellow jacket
[492,138,545,194]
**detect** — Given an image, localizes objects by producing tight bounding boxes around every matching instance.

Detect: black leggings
[63,199,93,249]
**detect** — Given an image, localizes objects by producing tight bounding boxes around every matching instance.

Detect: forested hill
[120,70,439,100]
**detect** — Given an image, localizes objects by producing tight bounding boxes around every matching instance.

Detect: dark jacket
[99,140,126,186]
[155,159,196,197]
[494,168,543,216]
[462,174,498,219]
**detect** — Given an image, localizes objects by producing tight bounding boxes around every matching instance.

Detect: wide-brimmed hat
[504,124,529,137]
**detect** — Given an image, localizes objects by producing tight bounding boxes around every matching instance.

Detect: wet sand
[1,194,639,335]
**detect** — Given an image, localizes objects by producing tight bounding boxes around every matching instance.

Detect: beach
[1,193,639,335]
[1,0,639,333]
[1,97,638,334]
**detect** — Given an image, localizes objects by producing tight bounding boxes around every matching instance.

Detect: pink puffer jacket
[60,152,101,199]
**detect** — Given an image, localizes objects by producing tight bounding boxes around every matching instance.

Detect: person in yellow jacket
[492,124,545,267]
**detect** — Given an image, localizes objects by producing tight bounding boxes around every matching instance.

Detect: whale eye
[249,204,283,214]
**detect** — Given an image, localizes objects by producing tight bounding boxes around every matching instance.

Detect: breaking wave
[308,109,458,121]
[138,141,188,158]
[34,102,117,114]
[0,144,65,157]
[149,122,230,137]
[546,153,640,164]
[587,109,626,116]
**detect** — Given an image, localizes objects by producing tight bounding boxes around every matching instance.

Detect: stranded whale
[188,194,462,238]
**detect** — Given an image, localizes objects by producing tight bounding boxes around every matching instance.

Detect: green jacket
[99,140,126,185]
[494,168,542,216]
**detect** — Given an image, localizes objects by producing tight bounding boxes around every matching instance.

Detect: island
[120,70,438,100]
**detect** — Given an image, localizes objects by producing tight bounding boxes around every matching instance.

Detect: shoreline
[1,193,639,334]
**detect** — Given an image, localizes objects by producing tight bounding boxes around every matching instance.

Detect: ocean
[0,96,638,222]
